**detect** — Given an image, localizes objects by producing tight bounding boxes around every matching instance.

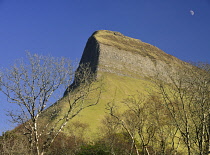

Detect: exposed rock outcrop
[76,30,192,82]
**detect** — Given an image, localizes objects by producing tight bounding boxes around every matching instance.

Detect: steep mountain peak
[92,30,142,46]
[77,30,192,83]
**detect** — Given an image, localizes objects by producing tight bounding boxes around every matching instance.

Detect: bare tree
[40,64,102,154]
[105,91,185,155]
[106,93,159,155]
[148,95,181,155]
[158,63,210,155]
[0,52,102,155]
[190,62,210,155]
[0,131,29,154]
[107,101,140,155]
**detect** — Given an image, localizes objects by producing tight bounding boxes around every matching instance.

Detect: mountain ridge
[74,30,193,86]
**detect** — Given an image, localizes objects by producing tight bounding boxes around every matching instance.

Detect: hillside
[46,30,194,139]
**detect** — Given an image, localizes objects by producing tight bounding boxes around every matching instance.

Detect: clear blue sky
[0,0,210,134]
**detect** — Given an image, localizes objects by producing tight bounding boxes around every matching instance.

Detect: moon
[190,10,195,16]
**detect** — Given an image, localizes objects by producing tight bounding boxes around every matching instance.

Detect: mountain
[76,30,192,81]
[6,30,205,154]
[49,30,195,139]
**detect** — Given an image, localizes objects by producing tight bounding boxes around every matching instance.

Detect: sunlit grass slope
[43,72,157,140]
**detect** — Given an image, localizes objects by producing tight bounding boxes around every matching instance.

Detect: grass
[42,72,157,140]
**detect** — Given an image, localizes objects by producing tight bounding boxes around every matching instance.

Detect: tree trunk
[207,113,210,155]
[34,120,40,155]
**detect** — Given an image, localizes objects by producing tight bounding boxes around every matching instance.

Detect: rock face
[77,30,192,82]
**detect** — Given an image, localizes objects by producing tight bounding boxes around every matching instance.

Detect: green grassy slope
[46,72,157,140]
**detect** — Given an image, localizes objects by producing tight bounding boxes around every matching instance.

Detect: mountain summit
[77,30,192,83]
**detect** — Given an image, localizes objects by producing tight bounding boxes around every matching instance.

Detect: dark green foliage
[75,132,137,155]
[77,143,110,155]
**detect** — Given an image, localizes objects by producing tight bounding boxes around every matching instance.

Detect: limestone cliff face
[77,30,192,82]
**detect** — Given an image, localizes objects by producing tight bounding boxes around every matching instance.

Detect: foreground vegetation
[0,53,209,155]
